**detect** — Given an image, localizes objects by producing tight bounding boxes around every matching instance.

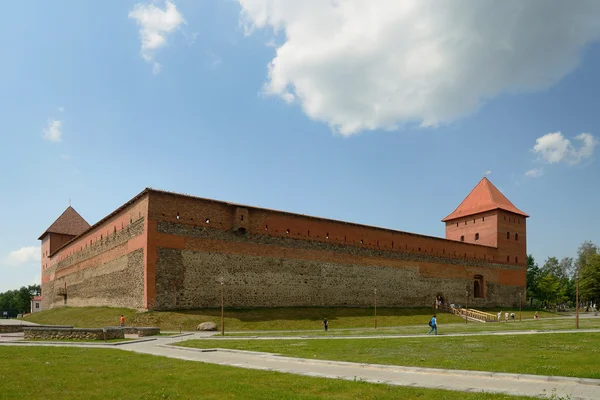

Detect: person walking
[120,315,125,327]
[323,318,328,332]
[428,315,437,335]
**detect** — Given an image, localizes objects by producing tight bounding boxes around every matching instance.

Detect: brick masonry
[154,224,523,310]
[40,184,528,311]
[42,218,146,310]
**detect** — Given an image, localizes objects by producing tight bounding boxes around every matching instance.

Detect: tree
[541,257,566,280]
[537,273,561,307]
[0,284,41,317]
[580,253,600,304]
[575,241,598,273]
[559,257,575,280]
[526,254,541,305]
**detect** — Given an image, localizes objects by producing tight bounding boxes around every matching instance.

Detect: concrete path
[0,318,38,326]
[2,331,599,399]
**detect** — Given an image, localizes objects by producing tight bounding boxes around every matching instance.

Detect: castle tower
[442,177,529,265]
[38,206,90,275]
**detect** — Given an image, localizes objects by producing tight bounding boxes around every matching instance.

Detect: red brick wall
[146,191,517,264]
[41,195,150,300]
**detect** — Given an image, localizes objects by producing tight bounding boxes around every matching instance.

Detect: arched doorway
[473,275,484,298]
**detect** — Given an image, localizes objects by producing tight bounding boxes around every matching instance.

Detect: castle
[39,177,528,311]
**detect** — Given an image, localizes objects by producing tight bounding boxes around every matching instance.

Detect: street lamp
[576,273,580,329]
[219,276,225,336]
[519,292,522,322]
[465,289,468,324]
[374,288,377,329]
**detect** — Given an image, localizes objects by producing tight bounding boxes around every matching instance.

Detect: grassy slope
[177,332,600,379]
[0,347,535,400]
[23,306,555,331]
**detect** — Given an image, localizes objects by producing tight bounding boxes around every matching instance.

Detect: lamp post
[219,276,225,336]
[465,289,468,324]
[374,288,377,329]
[576,275,580,329]
[519,292,522,322]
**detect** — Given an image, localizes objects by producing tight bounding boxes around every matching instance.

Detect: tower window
[515,233,519,241]
[507,256,510,262]
[475,233,479,241]
[460,235,464,242]
[465,221,467,225]
[515,256,519,263]
[286,229,290,234]
[456,222,459,227]
[482,217,485,222]
[507,232,510,239]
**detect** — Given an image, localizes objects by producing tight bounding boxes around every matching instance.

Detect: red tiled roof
[32,296,42,301]
[38,206,90,240]
[442,177,529,222]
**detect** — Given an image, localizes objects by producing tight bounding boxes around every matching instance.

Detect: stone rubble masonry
[42,217,146,310]
[123,327,161,337]
[40,187,527,311]
[23,326,124,340]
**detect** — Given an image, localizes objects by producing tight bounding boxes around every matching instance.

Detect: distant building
[30,296,42,313]
[39,177,528,311]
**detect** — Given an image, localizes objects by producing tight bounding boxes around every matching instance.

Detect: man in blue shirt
[428,315,437,335]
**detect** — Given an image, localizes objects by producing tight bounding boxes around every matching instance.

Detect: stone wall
[42,218,146,310]
[43,248,145,309]
[123,326,160,336]
[23,327,123,340]
[155,249,522,310]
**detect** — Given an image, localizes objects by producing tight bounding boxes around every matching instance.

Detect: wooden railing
[438,304,497,323]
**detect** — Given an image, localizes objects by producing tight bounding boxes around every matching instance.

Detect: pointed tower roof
[442,177,529,222]
[38,206,91,240]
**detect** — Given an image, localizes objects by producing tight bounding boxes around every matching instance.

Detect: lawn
[226,316,600,337]
[177,332,600,379]
[0,347,535,400]
[23,306,556,331]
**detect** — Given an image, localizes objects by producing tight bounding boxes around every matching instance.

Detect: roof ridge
[38,206,91,239]
[442,177,528,222]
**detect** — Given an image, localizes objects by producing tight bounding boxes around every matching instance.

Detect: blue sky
[1,0,599,292]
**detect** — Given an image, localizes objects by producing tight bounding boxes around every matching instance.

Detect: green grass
[23,306,557,331]
[226,316,600,337]
[177,332,600,379]
[0,347,535,400]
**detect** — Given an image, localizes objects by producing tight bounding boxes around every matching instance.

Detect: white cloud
[58,106,65,112]
[532,132,598,165]
[524,168,544,178]
[129,0,185,74]
[238,0,600,135]
[5,246,41,267]
[42,119,62,142]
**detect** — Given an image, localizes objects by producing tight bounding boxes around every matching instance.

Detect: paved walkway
[2,330,599,399]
